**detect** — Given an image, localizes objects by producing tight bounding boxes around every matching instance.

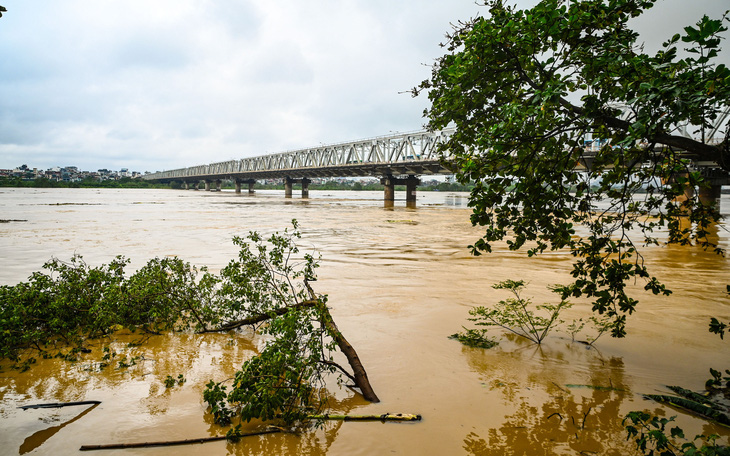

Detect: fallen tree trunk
[303,280,380,403]
[19,400,101,410]
[318,303,380,403]
[309,413,421,422]
[79,428,282,451]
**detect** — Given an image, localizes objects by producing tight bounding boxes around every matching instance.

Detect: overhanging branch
[559,98,728,168]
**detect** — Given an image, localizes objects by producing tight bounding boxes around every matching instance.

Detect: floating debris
[386,219,418,225]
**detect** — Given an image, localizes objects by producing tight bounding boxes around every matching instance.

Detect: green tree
[415,0,729,337]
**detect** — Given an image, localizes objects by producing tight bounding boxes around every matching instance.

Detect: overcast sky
[0,1,727,173]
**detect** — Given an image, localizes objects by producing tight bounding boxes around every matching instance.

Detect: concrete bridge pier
[381,174,420,207]
[405,175,420,207]
[699,184,722,207]
[698,168,728,208]
[665,172,727,214]
[285,177,310,198]
[204,180,211,191]
[664,173,695,208]
[383,175,395,206]
[235,179,256,194]
[215,180,222,192]
[183,181,189,190]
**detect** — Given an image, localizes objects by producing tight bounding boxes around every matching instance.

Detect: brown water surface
[1,188,729,455]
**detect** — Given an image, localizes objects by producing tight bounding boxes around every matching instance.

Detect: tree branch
[558,98,728,167]
[318,359,357,385]
[198,300,319,333]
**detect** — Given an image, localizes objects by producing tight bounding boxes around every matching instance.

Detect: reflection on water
[444,193,469,207]
[0,188,729,455]
[461,338,633,455]
[19,403,99,454]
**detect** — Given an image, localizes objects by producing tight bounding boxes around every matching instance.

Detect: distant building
[3,164,145,181]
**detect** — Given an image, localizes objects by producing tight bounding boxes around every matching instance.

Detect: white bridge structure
[142,129,457,206]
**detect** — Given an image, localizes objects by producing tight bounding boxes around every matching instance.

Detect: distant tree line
[0,176,169,189]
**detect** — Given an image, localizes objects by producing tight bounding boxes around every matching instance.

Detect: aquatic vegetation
[468,280,571,345]
[448,328,498,349]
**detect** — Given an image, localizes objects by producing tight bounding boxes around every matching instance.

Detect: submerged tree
[0,221,378,429]
[469,280,572,345]
[203,222,379,432]
[415,0,730,337]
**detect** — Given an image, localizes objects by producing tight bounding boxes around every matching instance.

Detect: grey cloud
[112,34,192,71]
[203,1,263,41]
[252,44,314,85]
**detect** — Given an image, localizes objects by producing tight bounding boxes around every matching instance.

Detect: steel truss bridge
[142,129,457,184]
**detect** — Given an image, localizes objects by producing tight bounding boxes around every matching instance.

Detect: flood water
[1,187,729,455]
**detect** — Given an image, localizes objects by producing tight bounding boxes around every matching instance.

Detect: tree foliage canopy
[416,0,730,336]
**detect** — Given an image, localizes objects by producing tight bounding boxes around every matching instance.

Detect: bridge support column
[204,180,211,191]
[664,173,695,209]
[215,180,222,192]
[285,177,310,198]
[406,175,419,208]
[699,184,722,207]
[382,175,395,207]
[235,179,256,194]
[380,174,420,207]
[183,182,189,190]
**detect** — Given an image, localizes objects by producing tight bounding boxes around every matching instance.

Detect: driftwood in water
[79,428,282,451]
[19,400,101,410]
[310,413,421,422]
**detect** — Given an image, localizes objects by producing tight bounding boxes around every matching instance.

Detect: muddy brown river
[1,187,729,455]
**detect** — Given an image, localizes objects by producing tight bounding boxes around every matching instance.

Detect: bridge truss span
[144,129,457,183]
